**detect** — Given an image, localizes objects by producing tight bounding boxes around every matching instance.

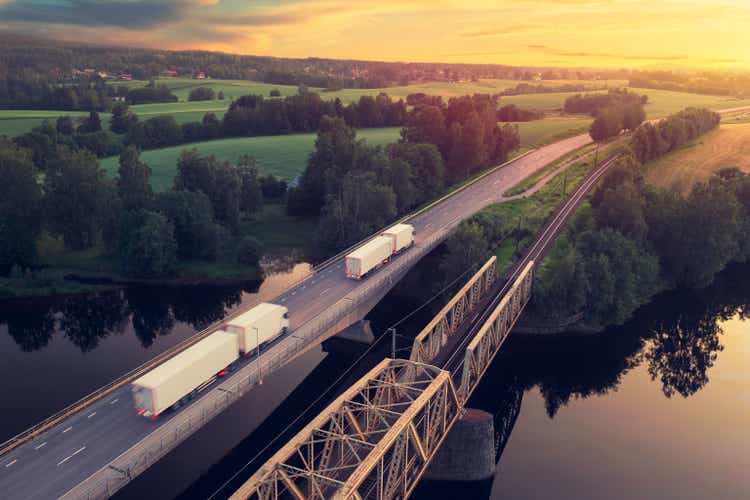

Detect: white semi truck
[345,223,415,280]
[221,302,289,355]
[131,331,238,419]
[382,224,415,254]
[131,302,290,419]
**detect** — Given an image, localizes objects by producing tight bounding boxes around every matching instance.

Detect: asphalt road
[0,132,591,500]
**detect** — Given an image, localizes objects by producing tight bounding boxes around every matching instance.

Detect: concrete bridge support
[425,408,495,482]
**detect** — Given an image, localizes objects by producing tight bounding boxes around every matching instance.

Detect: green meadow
[100,127,402,191]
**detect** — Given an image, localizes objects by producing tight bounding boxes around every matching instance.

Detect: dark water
[2,252,749,499]
[415,262,750,500]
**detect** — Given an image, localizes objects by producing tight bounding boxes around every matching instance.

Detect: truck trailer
[131,331,238,418]
[345,236,393,279]
[382,224,415,254]
[222,303,289,354]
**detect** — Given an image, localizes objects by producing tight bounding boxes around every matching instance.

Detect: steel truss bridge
[230,154,620,500]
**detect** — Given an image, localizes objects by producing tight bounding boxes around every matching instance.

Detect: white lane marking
[5,459,18,468]
[34,442,47,450]
[62,427,72,434]
[109,398,119,405]
[87,412,97,418]
[493,180,501,186]
[56,446,86,467]
[321,288,330,295]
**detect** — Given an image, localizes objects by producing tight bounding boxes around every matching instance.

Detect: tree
[236,155,262,214]
[0,141,43,274]
[236,236,263,266]
[269,89,281,97]
[155,189,216,259]
[118,209,177,277]
[316,171,396,250]
[439,222,489,283]
[201,112,221,140]
[387,142,445,204]
[217,90,225,100]
[117,146,153,210]
[78,110,102,134]
[56,116,75,135]
[45,147,109,249]
[109,102,137,134]
[211,161,242,230]
[188,87,216,101]
[589,107,622,141]
[290,116,356,215]
[401,105,447,153]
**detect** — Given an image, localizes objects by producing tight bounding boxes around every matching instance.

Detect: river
[0,255,748,499]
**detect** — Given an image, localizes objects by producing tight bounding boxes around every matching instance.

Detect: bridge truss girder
[458,261,534,401]
[233,359,461,500]
[410,256,497,364]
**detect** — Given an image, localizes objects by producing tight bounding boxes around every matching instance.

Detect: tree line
[535,109,731,327]
[400,93,520,183]
[287,93,522,252]
[630,107,721,163]
[287,117,445,251]
[0,75,181,110]
[629,70,750,98]
[497,104,544,122]
[9,91,411,170]
[0,137,275,279]
[564,88,647,115]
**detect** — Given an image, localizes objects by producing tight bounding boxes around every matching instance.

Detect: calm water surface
[2,252,749,500]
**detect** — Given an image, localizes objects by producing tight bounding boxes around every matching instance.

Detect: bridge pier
[425,408,495,482]
[333,319,375,344]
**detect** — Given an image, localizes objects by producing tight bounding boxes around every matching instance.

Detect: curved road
[0,133,591,500]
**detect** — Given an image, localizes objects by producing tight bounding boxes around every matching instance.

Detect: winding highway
[0,132,592,500]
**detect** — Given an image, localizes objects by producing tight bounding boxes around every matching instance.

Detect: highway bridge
[229,154,619,500]
[0,133,593,500]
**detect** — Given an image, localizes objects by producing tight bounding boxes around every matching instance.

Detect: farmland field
[509,116,592,148]
[100,127,401,191]
[644,122,750,194]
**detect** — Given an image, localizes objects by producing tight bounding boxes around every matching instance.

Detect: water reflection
[0,283,252,353]
[414,262,750,500]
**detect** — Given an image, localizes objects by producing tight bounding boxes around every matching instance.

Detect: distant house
[112,96,126,102]
[83,68,95,74]
[195,72,207,79]
[162,70,178,77]
[117,73,133,81]
[97,71,108,78]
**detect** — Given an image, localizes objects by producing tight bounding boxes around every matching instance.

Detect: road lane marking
[5,459,18,468]
[62,427,72,434]
[280,298,286,302]
[88,412,97,418]
[34,442,47,450]
[291,291,296,296]
[321,288,330,295]
[109,398,119,405]
[56,446,86,467]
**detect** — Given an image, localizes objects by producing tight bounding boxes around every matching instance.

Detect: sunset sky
[0,0,747,69]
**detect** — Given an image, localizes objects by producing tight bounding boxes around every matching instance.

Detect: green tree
[117,146,153,210]
[236,235,263,266]
[56,116,75,135]
[0,141,43,274]
[439,221,489,283]
[188,87,216,101]
[387,142,445,204]
[109,102,137,134]
[118,209,177,277]
[236,154,262,214]
[155,189,215,259]
[211,161,242,230]
[45,147,109,249]
[78,110,102,134]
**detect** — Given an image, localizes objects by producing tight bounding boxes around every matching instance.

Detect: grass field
[509,116,592,148]
[644,123,750,194]
[100,127,401,191]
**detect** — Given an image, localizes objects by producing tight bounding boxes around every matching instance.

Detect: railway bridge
[229,156,618,499]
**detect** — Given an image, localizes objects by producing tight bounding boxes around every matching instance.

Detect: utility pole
[562,170,568,196]
[388,327,397,359]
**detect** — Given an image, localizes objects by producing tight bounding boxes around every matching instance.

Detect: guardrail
[0,148,540,459]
